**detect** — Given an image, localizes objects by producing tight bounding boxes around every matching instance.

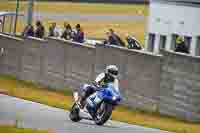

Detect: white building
[145,0,200,56]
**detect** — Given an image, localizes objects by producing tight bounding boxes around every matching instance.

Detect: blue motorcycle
[69,83,122,125]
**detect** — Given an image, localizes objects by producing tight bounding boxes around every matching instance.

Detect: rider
[79,65,119,108]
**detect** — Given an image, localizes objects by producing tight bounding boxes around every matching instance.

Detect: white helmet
[106,65,119,78]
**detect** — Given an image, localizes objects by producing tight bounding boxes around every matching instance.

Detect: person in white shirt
[48,22,61,37]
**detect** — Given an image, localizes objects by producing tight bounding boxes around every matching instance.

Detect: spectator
[126,34,142,50]
[104,29,126,47]
[61,22,72,40]
[48,22,61,37]
[21,24,34,37]
[0,19,2,31]
[175,36,189,54]
[35,20,45,38]
[73,24,85,43]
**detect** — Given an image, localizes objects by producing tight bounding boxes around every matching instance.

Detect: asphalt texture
[0,94,173,133]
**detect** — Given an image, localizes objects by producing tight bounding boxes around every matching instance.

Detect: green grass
[0,125,52,133]
[0,1,149,16]
[0,74,200,133]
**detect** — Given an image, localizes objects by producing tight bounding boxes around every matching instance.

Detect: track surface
[0,94,173,133]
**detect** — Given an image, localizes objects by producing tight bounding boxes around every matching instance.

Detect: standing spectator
[35,20,45,38]
[175,36,189,54]
[126,34,142,50]
[104,29,126,47]
[61,22,72,40]
[48,22,61,37]
[0,19,2,32]
[21,24,34,37]
[73,24,85,43]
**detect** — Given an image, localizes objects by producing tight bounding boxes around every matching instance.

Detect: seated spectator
[72,24,85,43]
[21,24,34,37]
[104,29,126,47]
[35,20,45,38]
[175,36,189,54]
[126,34,142,50]
[48,22,61,37]
[61,22,72,40]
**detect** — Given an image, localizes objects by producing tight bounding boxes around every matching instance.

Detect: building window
[159,35,166,50]
[184,36,192,53]
[172,34,191,54]
[197,37,200,56]
[172,34,178,51]
[147,33,155,52]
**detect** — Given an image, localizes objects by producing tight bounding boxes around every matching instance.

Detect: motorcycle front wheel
[95,102,113,125]
[69,103,82,122]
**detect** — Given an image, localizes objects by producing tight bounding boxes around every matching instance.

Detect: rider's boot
[78,97,86,109]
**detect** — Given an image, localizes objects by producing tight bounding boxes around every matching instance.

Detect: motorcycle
[69,83,122,125]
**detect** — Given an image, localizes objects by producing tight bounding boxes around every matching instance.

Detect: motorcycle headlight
[112,96,117,101]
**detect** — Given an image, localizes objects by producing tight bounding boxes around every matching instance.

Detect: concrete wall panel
[41,38,65,89]
[64,40,95,90]
[0,34,23,78]
[159,50,200,122]
[20,37,45,83]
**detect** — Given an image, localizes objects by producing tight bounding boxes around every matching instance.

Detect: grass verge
[0,74,199,133]
[0,1,148,16]
[0,125,52,133]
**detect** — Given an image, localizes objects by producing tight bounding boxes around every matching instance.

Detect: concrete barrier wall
[64,40,96,90]
[0,33,200,122]
[0,34,23,78]
[159,50,200,122]
[125,48,162,111]
[40,38,66,89]
[20,37,46,84]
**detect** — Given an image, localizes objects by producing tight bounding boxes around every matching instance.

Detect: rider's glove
[92,81,101,88]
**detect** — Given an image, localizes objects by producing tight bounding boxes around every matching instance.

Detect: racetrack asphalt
[0,94,173,133]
